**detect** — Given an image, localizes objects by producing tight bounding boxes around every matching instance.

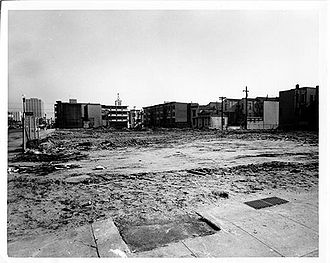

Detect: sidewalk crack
[90,223,101,258]
[181,241,198,257]
[225,219,284,257]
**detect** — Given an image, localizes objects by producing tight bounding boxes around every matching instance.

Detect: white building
[25,98,44,118]
[247,101,279,129]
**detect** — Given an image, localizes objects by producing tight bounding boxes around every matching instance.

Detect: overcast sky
[8,9,319,117]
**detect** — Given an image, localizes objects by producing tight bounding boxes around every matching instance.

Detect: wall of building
[279,90,295,128]
[25,98,44,118]
[55,102,83,128]
[264,101,279,128]
[247,119,264,129]
[210,116,228,129]
[175,103,188,123]
[101,105,128,128]
[279,86,318,130]
[85,104,102,128]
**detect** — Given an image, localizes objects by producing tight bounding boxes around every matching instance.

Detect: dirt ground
[7,129,318,252]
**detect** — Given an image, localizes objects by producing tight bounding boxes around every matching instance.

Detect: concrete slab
[131,241,194,258]
[92,218,130,258]
[264,201,318,232]
[8,224,98,257]
[197,195,319,257]
[301,249,319,257]
[228,210,318,257]
[182,224,281,257]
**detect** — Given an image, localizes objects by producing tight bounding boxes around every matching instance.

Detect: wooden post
[219,96,226,130]
[243,86,249,129]
[22,97,26,151]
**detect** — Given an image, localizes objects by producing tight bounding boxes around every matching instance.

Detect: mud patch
[118,215,217,252]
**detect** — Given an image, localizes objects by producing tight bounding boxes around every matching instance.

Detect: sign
[25,112,34,116]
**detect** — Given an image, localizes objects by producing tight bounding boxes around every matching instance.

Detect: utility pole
[219,96,226,130]
[22,95,26,151]
[243,86,249,129]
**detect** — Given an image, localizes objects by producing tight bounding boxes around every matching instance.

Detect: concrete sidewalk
[133,191,318,257]
[7,191,318,258]
[7,218,130,258]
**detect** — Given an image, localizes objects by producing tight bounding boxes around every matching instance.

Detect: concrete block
[92,218,130,257]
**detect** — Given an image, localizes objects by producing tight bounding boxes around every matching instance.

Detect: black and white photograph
[1,0,329,260]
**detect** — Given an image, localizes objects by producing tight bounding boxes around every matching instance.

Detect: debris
[64,175,91,183]
[94,165,106,170]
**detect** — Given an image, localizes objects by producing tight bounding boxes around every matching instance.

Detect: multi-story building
[55,100,84,128]
[143,102,193,128]
[279,84,318,130]
[25,98,44,118]
[101,94,128,128]
[8,111,22,122]
[55,99,102,128]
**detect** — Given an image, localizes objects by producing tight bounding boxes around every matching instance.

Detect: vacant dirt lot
[7,129,318,252]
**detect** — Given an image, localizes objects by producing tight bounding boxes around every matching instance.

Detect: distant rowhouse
[193,102,227,129]
[279,84,318,130]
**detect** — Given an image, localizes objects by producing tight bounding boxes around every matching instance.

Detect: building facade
[54,100,83,128]
[128,108,143,129]
[143,102,192,128]
[279,84,318,130]
[247,101,279,130]
[101,105,129,128]
[25,98,44,118]
[83,104,102,128]
[236,96,278,127]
